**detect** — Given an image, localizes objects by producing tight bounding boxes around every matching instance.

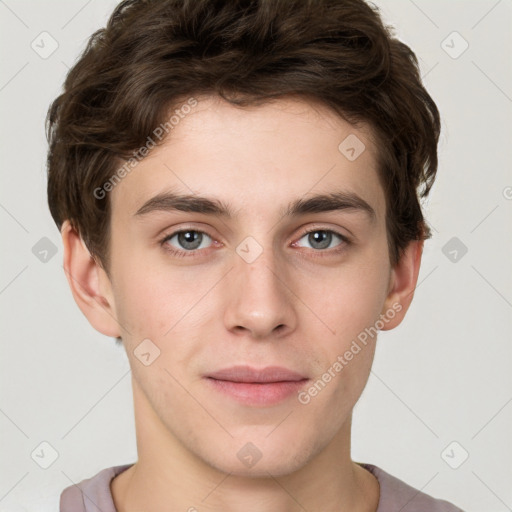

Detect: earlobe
[380,240,423,331]
[61,220,121,338]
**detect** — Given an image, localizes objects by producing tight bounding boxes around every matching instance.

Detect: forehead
[111,95,386,223]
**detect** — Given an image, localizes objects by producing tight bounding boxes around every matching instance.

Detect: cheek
[291,246,389,403]
[299,254,389,346]
[111,249,224,355]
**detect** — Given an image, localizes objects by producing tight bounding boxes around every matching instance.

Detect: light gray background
[1,0,511,510]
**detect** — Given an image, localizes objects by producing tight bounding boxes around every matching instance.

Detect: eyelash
[159,227,351,259]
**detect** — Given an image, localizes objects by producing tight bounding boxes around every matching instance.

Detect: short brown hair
[46,0,440,272]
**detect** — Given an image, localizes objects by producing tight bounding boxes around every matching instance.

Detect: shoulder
[360,463,465,512]
[60,463,134,512]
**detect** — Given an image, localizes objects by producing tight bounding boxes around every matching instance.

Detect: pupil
[180,231,201,249]
[310,230,330,249]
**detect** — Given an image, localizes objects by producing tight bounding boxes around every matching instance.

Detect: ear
[379,239,423,331]
[60,220,121,338]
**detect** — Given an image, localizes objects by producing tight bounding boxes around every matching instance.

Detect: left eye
[295,229,347,251]
[163,230,213,251]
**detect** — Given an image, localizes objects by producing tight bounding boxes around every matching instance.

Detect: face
[105,95,394,477]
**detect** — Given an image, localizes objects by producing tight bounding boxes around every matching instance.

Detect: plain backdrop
[1,0,511,510]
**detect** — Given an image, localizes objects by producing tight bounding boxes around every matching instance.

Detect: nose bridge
[224,234,296,338]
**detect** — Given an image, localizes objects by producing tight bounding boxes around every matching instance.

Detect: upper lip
[206,365,308,383]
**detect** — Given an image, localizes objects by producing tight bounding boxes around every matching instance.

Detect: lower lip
[205,378,309,406]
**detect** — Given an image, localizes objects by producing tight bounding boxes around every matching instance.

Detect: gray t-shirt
[60,462,464,511]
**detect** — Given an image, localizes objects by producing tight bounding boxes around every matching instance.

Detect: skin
[61,95,423,511]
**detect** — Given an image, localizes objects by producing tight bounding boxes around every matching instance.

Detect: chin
[197,433,321,478]
[210,455,310,479]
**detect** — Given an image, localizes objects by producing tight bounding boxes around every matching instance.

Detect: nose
[223,244,298,340]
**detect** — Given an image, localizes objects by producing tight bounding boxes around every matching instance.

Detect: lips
[204,365,309,406]
[206,365,307,383]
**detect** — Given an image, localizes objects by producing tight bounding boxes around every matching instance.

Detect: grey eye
[166,230,212,251]
[297,230,344,250]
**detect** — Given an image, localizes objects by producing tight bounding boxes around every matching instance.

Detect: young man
[48,0,463,510]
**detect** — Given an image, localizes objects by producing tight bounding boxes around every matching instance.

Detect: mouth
[204,365,309,406]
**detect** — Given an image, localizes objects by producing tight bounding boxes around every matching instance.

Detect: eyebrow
[134,190,376,222]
